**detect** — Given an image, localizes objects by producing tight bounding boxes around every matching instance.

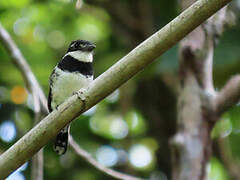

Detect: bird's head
[68,40,96,53]
[66,40,96,63]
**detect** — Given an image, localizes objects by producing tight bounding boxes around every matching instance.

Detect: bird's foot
[73,88,87,101]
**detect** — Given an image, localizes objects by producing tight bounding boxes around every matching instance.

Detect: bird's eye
[74,43,79,48]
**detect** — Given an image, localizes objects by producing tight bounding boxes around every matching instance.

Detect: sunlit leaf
[211,113,232,139]
[207,157,229,180]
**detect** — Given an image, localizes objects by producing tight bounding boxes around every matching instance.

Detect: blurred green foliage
[1,0,240,180]
[207,157,229,180]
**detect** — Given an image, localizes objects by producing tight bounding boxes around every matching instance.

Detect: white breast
[51,67,93,109]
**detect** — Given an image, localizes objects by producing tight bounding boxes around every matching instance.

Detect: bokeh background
[1,0,240,179]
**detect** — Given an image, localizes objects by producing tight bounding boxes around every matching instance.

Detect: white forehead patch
[65,51,93,62]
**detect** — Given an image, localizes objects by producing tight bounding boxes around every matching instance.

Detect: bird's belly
[51,70,92,109]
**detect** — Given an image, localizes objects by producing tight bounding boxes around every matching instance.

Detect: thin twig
[31,87,44,180]
[31,149,44,180]
[69,135,143,180]
[0,22,144,180]
[0,22,44,180]
[202,6,234,94]
[0,22,48,113]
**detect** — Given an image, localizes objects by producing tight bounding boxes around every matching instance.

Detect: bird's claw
[73,89,86,101]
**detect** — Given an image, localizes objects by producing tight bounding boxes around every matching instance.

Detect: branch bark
[215,75,240,114]
[0,0,233,178]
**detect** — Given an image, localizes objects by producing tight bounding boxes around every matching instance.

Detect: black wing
[48,68,57,113]
[48,87,52,112]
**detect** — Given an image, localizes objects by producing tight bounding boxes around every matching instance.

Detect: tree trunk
[171,1,233,179]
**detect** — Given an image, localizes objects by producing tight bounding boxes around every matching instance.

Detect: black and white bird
[48,40,96,155]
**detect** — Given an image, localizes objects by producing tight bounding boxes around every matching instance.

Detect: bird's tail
[53,125,70,155]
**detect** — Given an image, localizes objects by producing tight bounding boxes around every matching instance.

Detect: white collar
[64,51,93,62]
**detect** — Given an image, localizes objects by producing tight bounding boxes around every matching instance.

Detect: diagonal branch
[69,135,143,180]
[0,0,233,178]
[0,24,144,180]
[0,22,44,180]
[0,23,48,114]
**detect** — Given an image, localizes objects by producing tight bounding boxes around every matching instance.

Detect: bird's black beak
[86,44,96,51]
